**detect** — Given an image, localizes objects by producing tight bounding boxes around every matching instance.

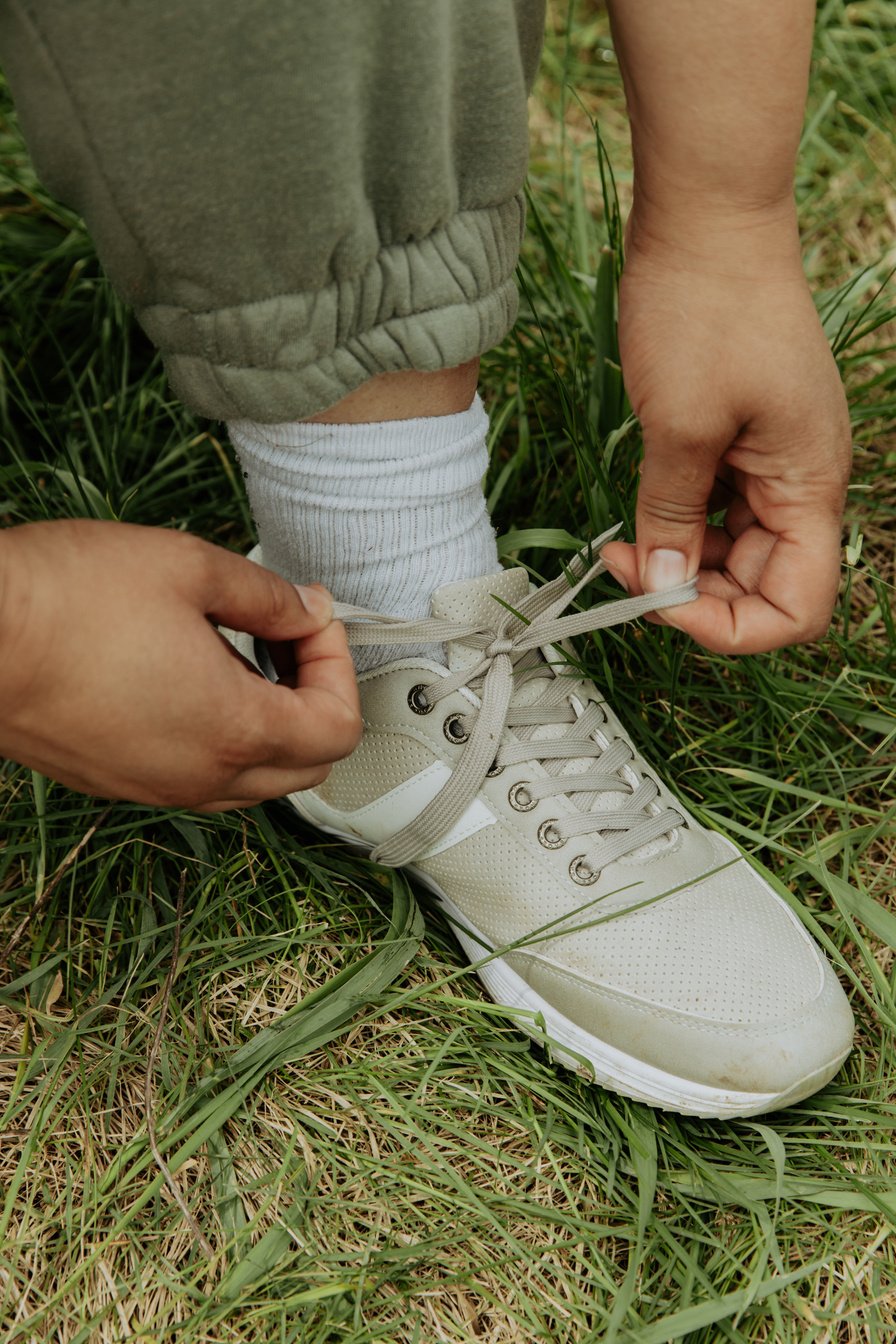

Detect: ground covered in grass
[1,3,894,1341]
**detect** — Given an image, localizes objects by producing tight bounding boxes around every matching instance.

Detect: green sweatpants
[0,1,545,421]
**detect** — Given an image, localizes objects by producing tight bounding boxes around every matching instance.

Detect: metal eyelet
[486,758,504,777]
[407,683,433,715]
[508,782,537,812]
[569,855,599,886]
[537,820,566,850]
[443,713,469,744]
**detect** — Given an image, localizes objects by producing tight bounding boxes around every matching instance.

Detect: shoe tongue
[431,567,530,674]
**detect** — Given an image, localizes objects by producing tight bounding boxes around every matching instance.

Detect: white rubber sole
[287,793,848,1119]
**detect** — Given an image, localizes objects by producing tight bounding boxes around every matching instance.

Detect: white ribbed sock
[228,394,501,671]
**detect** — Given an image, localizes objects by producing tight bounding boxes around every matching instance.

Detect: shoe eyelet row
[408,683,433,715]
[508,782,537,812]
[569,855,599,886]
[443,713,469,744]
[537,820,565,849]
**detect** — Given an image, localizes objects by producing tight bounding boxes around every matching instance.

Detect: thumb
[635,435,721,593]
[199,543,334,639]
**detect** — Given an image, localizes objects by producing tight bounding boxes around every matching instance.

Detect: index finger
[656,521,842,654]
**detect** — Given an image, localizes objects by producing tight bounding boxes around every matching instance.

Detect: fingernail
[294,584,332,619]
[604,562,629,592]
[644,549,688,592]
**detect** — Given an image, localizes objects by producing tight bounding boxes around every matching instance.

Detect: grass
[1,1,895,1340]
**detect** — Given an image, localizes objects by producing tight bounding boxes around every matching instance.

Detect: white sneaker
[232,528,854,1118]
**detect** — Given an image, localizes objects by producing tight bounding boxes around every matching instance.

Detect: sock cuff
[228,388,500,668]
[228,392,488,463]
[229,394,490,505]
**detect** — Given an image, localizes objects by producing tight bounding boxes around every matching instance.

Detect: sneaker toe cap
[510,947,853,1102]
[504,851,855,1104]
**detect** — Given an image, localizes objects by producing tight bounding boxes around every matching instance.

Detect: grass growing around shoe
[1,2,895,1340]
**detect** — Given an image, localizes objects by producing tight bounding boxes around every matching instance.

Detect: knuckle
[178,534,227,601]
[179,530,216,579]
[638,445,716,530]
[642,416,721,461]
[804,617,831,644]
[638,491,707,528]
[219,713,265,772]
[259,569,294,627]
[644,419,691,455]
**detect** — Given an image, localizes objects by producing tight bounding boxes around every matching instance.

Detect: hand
[601,224,852,654]
[0,520,362,809]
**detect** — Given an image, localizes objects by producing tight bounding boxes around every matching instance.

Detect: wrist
[625,191,803,280]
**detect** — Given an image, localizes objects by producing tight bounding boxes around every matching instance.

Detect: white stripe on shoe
[293,760,497,860]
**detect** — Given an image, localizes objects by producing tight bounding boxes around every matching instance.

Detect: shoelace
[330,526,698,873]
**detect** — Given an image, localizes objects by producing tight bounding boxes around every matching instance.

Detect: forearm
[606,0,814,266]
